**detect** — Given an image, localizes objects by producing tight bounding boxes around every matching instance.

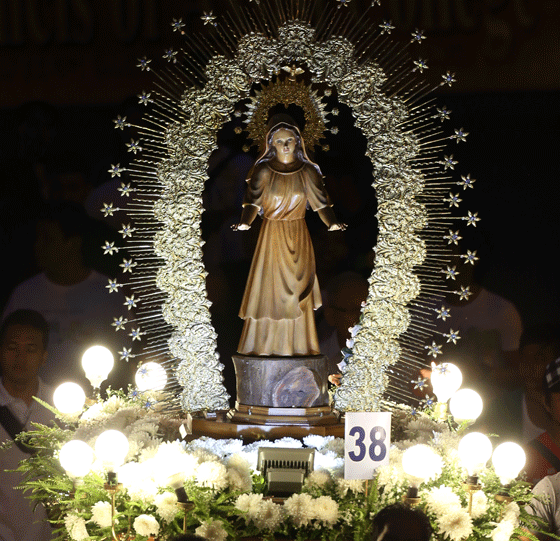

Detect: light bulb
[82,346,114,389]
[135,362,167,392]
[449,389,483,422]
[492,442,526,484]
[430,362,463,403]
[53,382,86,414]
[458,432,492,476]
[59,440,94,478]
[402,444,443,487]
[95,429,129,471]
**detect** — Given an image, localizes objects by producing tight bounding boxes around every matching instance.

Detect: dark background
[0,0,558,329]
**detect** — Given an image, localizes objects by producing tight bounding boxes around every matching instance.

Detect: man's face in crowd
[0,325,47,388]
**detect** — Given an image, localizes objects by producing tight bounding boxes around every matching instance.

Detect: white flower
[314,450,344,475]
[303,435,333,450]
[65,513,89,541]
[502,502,520,526]
[254,498,284,531]
[196,519,228,541]
[235,493,264,522]
[312,495,339,526]
[321,438,345,456]
[90,501,112,528]
[336,477,364,497]
[133,514,160,536]
[305,470,331,489]
[284,493,315,527]
[155,491,179,523]
[425,485,462,516]
[196,461,228,491]
[436,506,473,541]
[471,490,488,519]
[491,520,515,541]
[273,437,303,448]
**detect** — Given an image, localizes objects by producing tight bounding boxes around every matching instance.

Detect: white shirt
[0,379,55,541]
[2,271,129,388]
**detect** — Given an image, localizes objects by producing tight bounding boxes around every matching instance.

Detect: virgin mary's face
[271,128,297,162]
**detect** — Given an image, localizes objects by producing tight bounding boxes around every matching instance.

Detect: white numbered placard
[344,412,391,480]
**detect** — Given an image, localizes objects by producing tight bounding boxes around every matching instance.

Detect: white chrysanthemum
[226,454,252,492]
[272,437,303,448]
[254,498,284,531]
[195,519,228,541]
[321,438,345,456]
[436,506,473,541]
[305,470,331,489]
[312,495,339,526]
[303,435,333,451]
[139,443,160,463]
[315,450,344,475]
[406,417,438,434]
[471,490,488,519]
[425,485,462,516]
[133,514,160,536]
[90,501,112,528]
[65,513,89,541]
[491,520,515,541]
[79,401,105,422]
[336,477,364,497]
[284,493,315,527]
[235,493,264,522]
[193,447,220,463]
[503,502,520,526]
[155,492,179,523]
[196,461,228,491]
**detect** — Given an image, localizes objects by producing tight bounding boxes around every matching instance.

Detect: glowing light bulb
[135,362,167,392]
[53,382,86,414]
[402,444,443,487]
[430,362,463,403]
[59,440,94,478]
[95,429,129,471]
[82,346,114,389]
[449,389,483,422]
[458,432,492,476]
[492,442,526,484]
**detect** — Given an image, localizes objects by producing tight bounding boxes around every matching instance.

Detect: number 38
[348,426,387,462]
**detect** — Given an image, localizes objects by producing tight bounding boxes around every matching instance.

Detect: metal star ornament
[118,182,133,197]
[379,21,395,34]
[119,347,135,361]
[113,116,128,130]
[108,164,125,178]
[411,29,426,43]
[103,241,119,255]
[137,91,153,106]
[434,106,451,122]
[442,71,456,87]
[444,329,461,344]
[443,193,462,208]
[106,278,122,293]
[439,154,458,170]
[444,230,462,245]
[442,265,459,280]
[112,316,128,331]
[458,174,476,190]
[102,203,118,217]
[460,250,479,265]
[126,139,142,154]
[457,286,472,301]
[129,327,145,342]
[425,341,443,358]
[163,48,178,63]
[119,223,136,238]
[463,211,481,227]
[412,377,428,390]
[120,258,137,273]
[171,18,185,32]
[201,11,217,26]
[451,127,468,143]
[413,58,428,73]
[436,305,451,321]
[136,57,151,71]
[124,295,138,310]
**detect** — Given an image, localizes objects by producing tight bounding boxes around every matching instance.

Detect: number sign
[344,412,391,480]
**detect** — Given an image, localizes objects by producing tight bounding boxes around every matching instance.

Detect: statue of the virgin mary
[233,115,345,357]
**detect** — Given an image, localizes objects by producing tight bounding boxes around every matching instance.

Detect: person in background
[2,202,131,391]
[526,471,560,540]
[519,326,560,442]
[0,309,55,541]
[524,357,560,484]
[372,503,432,541]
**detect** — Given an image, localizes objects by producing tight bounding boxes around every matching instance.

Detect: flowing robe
[238,160,332,356]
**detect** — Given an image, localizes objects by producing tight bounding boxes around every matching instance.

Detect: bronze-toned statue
[233,116,345,357]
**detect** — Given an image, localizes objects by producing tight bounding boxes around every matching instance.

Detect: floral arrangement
[10,392,543,541]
